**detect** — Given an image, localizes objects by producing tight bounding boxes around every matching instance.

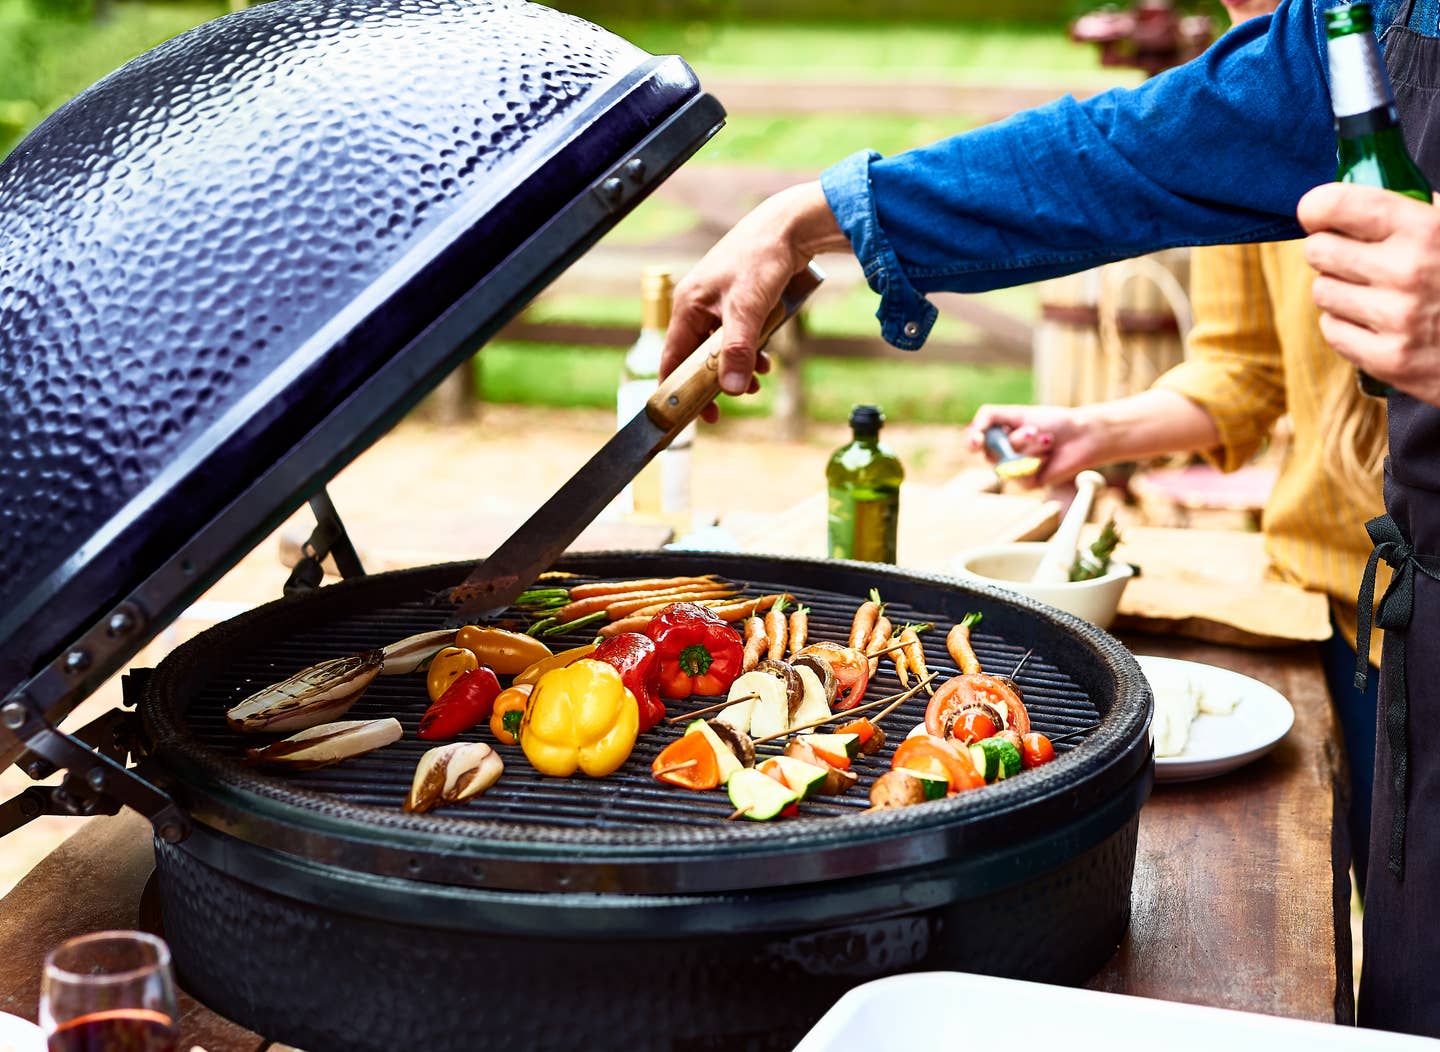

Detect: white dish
[0,1011,43,1052]
[793,972,1433,1050]
[1137,655,1294,783]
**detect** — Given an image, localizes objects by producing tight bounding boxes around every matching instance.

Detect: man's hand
[1300,182,1440,405]
[661,181,848,422]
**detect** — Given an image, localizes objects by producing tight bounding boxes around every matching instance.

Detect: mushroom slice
[754,659,804,721]
[380,629,457,675]
[733,668,796,740]
[789,664,832,732]
[246,718,403,770]
[405,741,504,814]
[790,653,836,703]
[707,719,756,770]
[226,651,384,734]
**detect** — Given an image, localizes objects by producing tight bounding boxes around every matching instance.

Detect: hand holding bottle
[1300,182,1440,408]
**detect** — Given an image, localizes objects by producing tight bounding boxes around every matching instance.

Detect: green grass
[473,341,1031,425]
[696,112,984,168]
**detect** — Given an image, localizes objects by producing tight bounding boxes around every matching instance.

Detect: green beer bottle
[1324,0,1432,397]
[827,405,904,562]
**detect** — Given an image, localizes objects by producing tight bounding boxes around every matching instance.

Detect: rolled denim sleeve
[821,150,937,350]
[820,0,1334,351]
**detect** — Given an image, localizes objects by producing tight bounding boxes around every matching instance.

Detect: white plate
[0,1012,43,1052]
[793,972,1434,1050]
[1138,655,1295,783]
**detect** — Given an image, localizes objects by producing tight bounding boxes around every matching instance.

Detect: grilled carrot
[788,605,810,656]
[893,629,912,688]
[765,597,790,662]
[946,612,983,676]
[703,593,793,624]
[848,588,883,650]
[554,582,730,623]
[604,588,738,620]
[864,614,893,676]
[742,615,767,672]
[567,575,723,601]
[899,623,934,694]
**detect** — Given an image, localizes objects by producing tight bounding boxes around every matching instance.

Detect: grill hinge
[284,488,366,596]
[0,682,190,843]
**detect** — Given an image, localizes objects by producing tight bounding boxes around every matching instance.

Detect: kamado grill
[0,3,1154,1051]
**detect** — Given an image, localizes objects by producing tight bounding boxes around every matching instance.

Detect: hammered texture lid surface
[0,0,702,702]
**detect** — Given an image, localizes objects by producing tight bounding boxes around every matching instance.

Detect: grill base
[154,806,1141,1052]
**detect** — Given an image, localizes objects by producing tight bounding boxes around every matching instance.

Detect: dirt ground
[0,405,989,896]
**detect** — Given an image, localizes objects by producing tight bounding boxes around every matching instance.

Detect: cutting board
[1091,525,1332,648]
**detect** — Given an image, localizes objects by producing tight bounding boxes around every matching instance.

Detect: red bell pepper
[418,666,501,741]
[643,602,744,699]
[591,632,665,732]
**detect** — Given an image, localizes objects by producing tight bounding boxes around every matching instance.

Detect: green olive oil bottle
[826,405,904,562]
[1325,0,1432,397]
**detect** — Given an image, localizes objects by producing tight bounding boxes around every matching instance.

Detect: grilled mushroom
[226,651,384,734]
[790,653,836,703]
[708,719,756,769]
[754,659,803,721]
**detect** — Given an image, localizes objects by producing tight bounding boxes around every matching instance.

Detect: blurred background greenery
[0,0,1180,424]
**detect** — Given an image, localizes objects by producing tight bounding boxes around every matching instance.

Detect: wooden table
[0,633,1350,1047]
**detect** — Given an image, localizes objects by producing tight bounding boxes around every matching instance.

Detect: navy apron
[1354,0,1440,1034]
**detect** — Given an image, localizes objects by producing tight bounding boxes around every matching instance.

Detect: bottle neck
[1328,28,1396,125]
[850,428,880,444]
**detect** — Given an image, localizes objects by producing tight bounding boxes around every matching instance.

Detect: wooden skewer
[653,759,699,777]
[866,672,940,724]
[1048,724,1099,745]
[725,806,752,821]
[665,693,760,724]
[1009,648,1034,682]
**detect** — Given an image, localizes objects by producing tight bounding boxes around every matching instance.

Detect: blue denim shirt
[821,0,1430,350]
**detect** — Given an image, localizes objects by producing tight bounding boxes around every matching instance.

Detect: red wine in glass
[46,1008,178,1052]
[41,932,179,1052]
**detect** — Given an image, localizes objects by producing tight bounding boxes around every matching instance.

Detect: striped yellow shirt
[1154,240,1386,667]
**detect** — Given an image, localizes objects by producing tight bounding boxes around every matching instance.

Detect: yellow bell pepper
[520,659,638,778]
[427,646,479,703]
[454,626,552,676]
[513,642,599,685]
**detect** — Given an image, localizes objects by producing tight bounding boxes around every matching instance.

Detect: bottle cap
[849,405,884,432]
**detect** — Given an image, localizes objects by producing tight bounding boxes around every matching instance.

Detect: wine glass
[39,931,178,1052]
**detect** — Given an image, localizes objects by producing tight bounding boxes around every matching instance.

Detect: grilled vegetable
[514,642,598,685]
[245,717,403,770]
[952,709,999,746]
[787,605,810,656]
[837,717,886,755]
[783,739,860,795]
[554,582,729,624]
[760,756,827,800]
[864,612,893,677]
[380,630,456,675]
[602,585,738,621]
[790,653,836,703]
[566,575,724,600]
[741,615,767,673]
[723,666,795,740]
[804,733,861,770]
[726,767,797,821]
[488,683,533,746]
[789,663,833,730]
[945,613,983,676]
[226,651,383,734]
[592,632,665,732]
[426,646,480,704]
[652,732,723,790]
[898,624,933,694]
[926,674,1030,738]
[454,626,552,676]
[419,666,503,741]
[969,736,1023,782]
[1021,732,1057,769]
[892,767,948,801]
[869,769,930,809]
[687,719,748,781]
[891,735,985,794]
[645,603,745,698]
[849,588,883,650]
[520,659,639,778]
[793,642,870,709]
[765,597,789,662]
[405,741,504,813]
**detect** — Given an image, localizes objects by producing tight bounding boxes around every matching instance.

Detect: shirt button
[903,321,920,338]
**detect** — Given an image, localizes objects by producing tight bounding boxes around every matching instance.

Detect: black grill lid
[0,0,724,734]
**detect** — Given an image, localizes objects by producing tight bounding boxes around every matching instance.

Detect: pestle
[1031,470,1107,584]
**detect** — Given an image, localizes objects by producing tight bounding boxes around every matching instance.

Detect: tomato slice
[794,642,871,709]
[925,673,1030,737]
[1021,732,1056,769]
[891,735,985,793]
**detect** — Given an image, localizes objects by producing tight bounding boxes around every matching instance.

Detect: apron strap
[1354,513,1440,879]
[1398,0,1419,30]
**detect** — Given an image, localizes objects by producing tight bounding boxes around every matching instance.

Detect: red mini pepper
[591,632,665,732]
[418,666,502,741]
[643,602,744,699]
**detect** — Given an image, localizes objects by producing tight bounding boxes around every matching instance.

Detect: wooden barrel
[1033,248,1191,407]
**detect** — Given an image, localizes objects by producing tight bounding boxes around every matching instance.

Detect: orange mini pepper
[426,646,479,703]
[652,733,721,791]
[489,683,534,746]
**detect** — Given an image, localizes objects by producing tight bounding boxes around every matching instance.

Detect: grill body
[139,552,1152,1051]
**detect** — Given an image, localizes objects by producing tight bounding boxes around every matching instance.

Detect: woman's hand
[965,404,1097,486]
[660,182,850,422]
[1300,182,1440,406]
